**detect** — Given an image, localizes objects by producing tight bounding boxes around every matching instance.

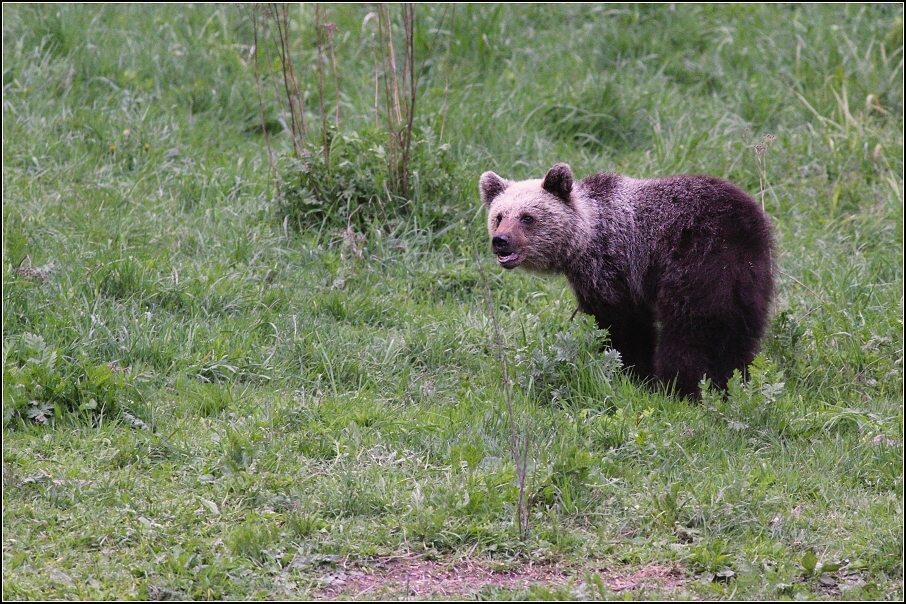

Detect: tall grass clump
[252,3,462,231]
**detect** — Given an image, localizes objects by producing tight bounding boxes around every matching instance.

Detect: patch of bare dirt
[315,555,691,600]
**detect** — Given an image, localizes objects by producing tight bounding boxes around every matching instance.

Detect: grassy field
[2,3,903,600]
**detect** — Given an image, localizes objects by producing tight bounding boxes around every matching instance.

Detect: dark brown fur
[480,163,774,400]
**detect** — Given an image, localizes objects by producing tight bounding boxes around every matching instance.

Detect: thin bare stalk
[372,4,420,197]
[400,3,416,195]
[777,268,831,308]
[250,6,280,199]
[372,33,380,128]
[287,4,308,146]
[754,133,775,210]
[268,3,308,157]
[475,247,530,537]
[754,133,777,311]
[315,4,328,165]
[261,17,289,136]
[258,4,326,203]
[376,6,402,194]
[438,6,454,143]
[380,6,402,126]
[326,23,340,130]
[273,5,300,145]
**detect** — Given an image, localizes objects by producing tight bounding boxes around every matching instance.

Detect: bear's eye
[495,214,502,226]
[520,214,535,226]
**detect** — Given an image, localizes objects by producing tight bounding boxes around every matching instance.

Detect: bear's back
[579,172,772,258]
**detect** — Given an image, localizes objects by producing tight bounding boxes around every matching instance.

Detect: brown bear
[480,163,774,400]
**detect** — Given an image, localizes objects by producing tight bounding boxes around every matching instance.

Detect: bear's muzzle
[491,233,522,269]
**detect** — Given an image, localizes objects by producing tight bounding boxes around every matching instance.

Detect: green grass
[3,3,903,600]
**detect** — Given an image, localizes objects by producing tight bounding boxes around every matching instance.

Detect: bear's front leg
[653,325,719,400]
[592,306,657,384]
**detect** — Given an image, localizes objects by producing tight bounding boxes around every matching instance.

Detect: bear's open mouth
[496,253,522,269]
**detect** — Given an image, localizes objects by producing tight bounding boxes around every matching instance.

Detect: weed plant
[2,3,903,600]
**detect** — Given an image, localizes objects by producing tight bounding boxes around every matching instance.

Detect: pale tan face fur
[480,172,586,273]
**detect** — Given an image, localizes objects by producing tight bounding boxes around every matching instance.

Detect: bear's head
[479,163,581,272]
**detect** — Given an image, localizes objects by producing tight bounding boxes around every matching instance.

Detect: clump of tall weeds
[251,3,460,231]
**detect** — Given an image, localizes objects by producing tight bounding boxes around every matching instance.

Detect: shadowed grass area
[3,3,902,600]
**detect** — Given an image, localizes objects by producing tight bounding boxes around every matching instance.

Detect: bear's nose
[492,234,511,254]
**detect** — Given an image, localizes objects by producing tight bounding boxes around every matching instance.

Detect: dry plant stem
[273,3,307,156]
[400,4,416,195]
[286,4,309,145]
[315,4,329,166]
[386,26,398,123]
[379,6,402,126]
[377,11,395,187]
[250,7,280,199]
[754,144,767,210]
[475,249,530,537]
[754,134,776,210]
[372,34,380,128]
[261,15,289,141]
[369,4,430,198]
[258,3,324,201]
[264,3,308,158]
[375,4,418,196]
[438,6,454,143]
[377,6,402,194]
[777,268,831,309]
[328,24,340,130]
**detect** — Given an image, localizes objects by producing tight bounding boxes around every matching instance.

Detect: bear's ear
[542,163,573,202]
[480,171,509,207]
